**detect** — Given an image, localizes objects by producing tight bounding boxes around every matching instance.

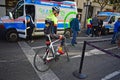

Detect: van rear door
[107,16,115,32]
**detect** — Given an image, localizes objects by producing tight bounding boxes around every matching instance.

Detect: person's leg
[86,28,88,35]
[86,27,90,35]
[27,29,30,41]
[88,27,90,35]
[95,26,98,36]
[98,26,101,36]
[89,28,92,35]
[91,27,94,37]
[71,30,77,46]
[111,32,118,44]
[29,28,34,42]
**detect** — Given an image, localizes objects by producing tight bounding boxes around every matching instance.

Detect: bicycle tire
[33,48,50,72]
[34,48,53,72]
[63,44,70,62]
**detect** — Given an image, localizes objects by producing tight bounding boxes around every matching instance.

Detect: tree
[110,0,120,12]
[96,0,109,11]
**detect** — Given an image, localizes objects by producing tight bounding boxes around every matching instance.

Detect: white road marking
[31,37,114,59]
[32,45,46,49]
[18,41,60,80]
[32,37,111,50]
[101,70,120,80]
[70,46,117,59]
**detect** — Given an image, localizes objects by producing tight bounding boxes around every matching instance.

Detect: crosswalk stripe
[101,70,120,80]
[70,46,117,59]
[18,41,60,80]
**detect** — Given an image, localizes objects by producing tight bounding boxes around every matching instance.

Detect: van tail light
[0,24,4,29]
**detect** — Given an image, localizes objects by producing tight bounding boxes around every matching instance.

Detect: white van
[0,0,77,41]
[97,12,120,34]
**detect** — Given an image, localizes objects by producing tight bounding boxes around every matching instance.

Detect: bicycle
[33,34,69,72]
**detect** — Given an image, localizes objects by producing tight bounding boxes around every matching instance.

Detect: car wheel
[6,30,18,42]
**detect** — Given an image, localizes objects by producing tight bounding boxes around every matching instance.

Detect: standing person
[44,6,65,55]
[71,14,81,46]
[86,17,92,36]
[111,18,120,44]
[98,18,103,36]
[26,14,35,43]
[91,14,99,37]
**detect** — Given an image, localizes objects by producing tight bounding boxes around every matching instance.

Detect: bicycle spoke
[33,49,50,72]
[63,45,70,62]
[33,48,56,72]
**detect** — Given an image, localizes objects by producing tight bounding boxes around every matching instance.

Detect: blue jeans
[86,27,91,35]
[71,30,78,45]
[111,32,118,44]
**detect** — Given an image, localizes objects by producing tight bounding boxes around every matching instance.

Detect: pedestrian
[91,14,99,37]
[111,18,120,44]
[26,14,35,43]
[98,18,103,36]
[86,17,92,36]
[70,14,81,46]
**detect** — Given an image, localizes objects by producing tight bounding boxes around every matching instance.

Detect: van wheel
[6,30,18,42]
[64,28,72,38]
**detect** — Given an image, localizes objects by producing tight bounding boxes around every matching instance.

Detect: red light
[0,24,4,29]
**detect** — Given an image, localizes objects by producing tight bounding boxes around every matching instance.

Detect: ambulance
[0,0,77,41]
[97,12,120,34]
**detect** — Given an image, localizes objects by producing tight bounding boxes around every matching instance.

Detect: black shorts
[98,27,102,32]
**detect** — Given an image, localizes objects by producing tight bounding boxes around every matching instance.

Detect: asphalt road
[0,34,120,80]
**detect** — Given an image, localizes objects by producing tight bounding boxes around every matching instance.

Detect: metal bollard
[73,41,87,79]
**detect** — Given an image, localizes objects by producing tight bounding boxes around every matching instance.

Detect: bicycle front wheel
[33,48,50,72]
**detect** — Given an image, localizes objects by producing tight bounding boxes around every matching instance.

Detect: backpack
[70,18,75,29]
[44,19,54,34]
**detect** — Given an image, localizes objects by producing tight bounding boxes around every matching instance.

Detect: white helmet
[52,6,60,13]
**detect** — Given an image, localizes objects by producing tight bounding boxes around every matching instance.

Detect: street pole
[83,0,89,28]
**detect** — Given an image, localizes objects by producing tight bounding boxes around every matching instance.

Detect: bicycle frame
[48,34,60,54]
[43,34,60,60]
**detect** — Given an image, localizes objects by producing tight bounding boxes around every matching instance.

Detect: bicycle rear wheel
[33,48,54,72]
[63,44,70,61]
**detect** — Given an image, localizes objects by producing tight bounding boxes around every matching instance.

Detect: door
[13,5,26,38]
[108,16,115,32]
[25,5,35,36]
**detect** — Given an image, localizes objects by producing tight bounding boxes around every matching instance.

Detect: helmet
[52,6,60,13]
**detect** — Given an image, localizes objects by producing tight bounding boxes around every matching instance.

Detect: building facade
[0,0,6,17]
[0,0,18,17]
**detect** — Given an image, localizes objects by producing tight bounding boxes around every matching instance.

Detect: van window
[97,16,110,22]
[110,16,115,22]
[13,5,24,19]
[25,5,35,21]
